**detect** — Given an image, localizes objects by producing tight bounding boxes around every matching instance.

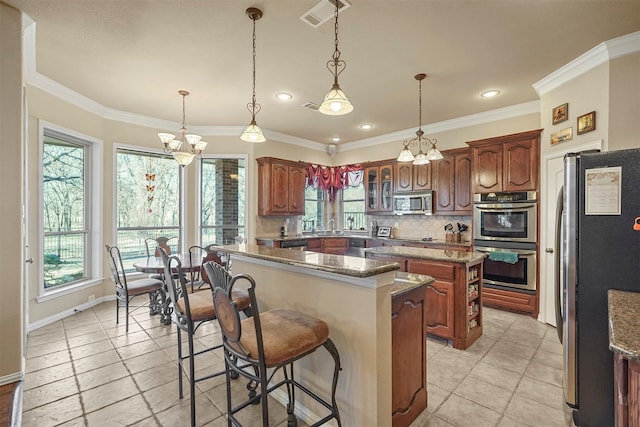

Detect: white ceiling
[6,0,640,146]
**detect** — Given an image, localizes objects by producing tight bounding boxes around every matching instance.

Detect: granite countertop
[211,244,400,278]
[364,245,486,264]
[608,289,640,361]
[255,234,472,249]
[390,272,434,296]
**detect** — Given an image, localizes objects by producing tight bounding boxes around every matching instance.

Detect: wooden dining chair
[105,244,165,333]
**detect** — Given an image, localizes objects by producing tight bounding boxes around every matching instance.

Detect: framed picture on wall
[577,111,596,135]
[552,103,568,124]
[551,127,573,145]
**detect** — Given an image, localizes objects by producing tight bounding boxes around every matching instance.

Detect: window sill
[36,278,104,303]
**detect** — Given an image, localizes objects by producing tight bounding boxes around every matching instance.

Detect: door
[540,140,602,326]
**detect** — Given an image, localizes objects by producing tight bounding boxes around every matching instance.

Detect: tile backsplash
[256,215,472,242]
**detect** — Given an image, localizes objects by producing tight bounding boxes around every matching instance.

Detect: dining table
[133,254,202,325]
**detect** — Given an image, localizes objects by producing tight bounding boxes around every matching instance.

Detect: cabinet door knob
[545,248,554,253]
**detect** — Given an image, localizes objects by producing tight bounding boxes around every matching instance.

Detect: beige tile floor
[22,301,574,426]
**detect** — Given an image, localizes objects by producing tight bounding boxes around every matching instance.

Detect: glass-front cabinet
[365,164,393,214]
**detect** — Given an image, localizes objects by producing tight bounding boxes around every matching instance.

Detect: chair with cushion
[161,252,250,427]
[187,244,227,292]
[210,271,342,427]
[145,236,178,257]
[105,244,165,333]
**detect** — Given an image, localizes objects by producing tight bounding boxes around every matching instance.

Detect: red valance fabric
[305,163,364,201]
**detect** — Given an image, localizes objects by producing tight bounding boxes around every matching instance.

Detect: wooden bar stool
[210,269,342,427]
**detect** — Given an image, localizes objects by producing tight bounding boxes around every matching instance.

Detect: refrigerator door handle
[555,186,564,343]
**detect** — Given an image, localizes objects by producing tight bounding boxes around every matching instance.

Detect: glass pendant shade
[412,151,429,165]
[426,146,444,161]
[397,146,416,162]
[319,84,353,115]
[240,120,266,143]
[172,151,195,167]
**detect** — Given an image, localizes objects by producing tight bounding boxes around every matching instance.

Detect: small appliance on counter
[377,226,391,238]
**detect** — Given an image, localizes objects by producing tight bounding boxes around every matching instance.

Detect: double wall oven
[473,191,537,292]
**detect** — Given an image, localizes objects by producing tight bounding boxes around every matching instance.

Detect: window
[343,182,366,231]
[115,148,181,271]
[303,186,324,231]
[41,124,102,296]
[200,156,247,245]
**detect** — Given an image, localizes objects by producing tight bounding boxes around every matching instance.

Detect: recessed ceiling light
[481,89,500,98]
[359,123,373,130]
[276,92,292,101]
[331,137,341,142]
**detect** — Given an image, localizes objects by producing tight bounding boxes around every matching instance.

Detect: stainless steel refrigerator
[556,148,640,426]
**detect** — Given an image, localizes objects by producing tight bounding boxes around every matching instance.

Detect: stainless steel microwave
[393,192,433,215]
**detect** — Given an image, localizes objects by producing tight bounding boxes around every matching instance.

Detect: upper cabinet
[433,148,472,214]
[394,162,431,193]
[257,157,306,216]
[365,163,394,213]
[467,129,542,193]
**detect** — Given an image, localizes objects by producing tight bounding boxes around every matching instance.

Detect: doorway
[539,140,603,326]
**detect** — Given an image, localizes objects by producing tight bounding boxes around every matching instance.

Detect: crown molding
[533,31,640,96]
[340,101,540,152]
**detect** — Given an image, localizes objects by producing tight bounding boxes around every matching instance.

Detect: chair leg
[116,298,120,325]
[324,338,342,427]
[224,359,234,427]
[284,364,297,427]
[125,299,130,333]
[259,364,270,427]
[188,325,196,427]
[177,327,183,399]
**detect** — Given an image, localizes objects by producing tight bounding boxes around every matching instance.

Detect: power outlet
[88,294,95,302]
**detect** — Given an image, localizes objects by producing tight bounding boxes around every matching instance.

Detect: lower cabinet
[323,237,348,255]
[407,258,483,350]
[613,352,640,427]
[392,285,428,427]
[483,286,538,318]
[424,280,454,339]
[306,238,322,252]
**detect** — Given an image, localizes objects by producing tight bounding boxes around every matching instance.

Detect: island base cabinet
[425,280,454,340]
[392,285,428,427]
[614,352,640,427]
[407,258,482,350]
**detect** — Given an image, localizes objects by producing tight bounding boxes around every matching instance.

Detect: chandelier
[319,0,353,115]
[240,7,265,143]
[397,74,443,164]
[158,90,207,167]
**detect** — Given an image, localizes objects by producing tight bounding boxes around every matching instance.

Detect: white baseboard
[28,294,115,332]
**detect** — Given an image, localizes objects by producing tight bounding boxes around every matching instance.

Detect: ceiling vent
[300,0,350,28]
[302,102,320,111]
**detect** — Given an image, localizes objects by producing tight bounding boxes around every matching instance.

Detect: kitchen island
[365,246,486,350]
[212,244,433,427]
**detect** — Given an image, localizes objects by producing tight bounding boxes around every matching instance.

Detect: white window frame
[112,143,186,276]
[196,154,248,246]
[37,121,103,302]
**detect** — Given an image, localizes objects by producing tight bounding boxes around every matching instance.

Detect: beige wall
[0,1,24,382]
[609,52,640,149]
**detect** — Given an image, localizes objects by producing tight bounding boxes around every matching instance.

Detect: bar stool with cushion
[211,271,342,427]
[105,244,165,333]
[161,252,250,427]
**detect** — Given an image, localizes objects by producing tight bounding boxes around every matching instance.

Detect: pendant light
[158,90,207,167]
[240,7,266,143]
[396,73,443,164]
[319,0,353,115]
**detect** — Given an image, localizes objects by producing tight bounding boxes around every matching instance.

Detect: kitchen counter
[364,245,486,264]
[214,244,400,279]
[608,289,640,361]
[255,234,472,249]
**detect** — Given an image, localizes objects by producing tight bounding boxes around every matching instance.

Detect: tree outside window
[42,133,89,288]
[116,149,181,271]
